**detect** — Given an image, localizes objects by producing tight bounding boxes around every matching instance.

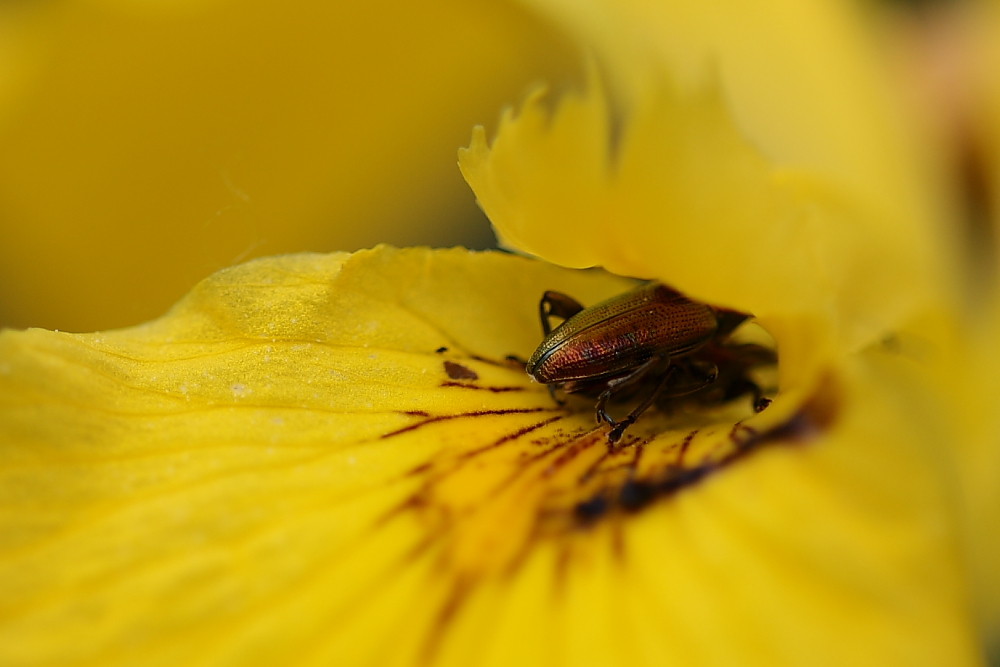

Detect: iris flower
[1,1,997,665]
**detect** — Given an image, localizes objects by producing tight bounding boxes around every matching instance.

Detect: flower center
[376,321,843,574]
[371,332,838,657]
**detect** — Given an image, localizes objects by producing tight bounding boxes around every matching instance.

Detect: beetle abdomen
[527,283,717,384]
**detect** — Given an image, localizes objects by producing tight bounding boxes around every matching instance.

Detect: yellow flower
[0,0,573,331]
[458,0,999,656]
[0,246,977,665]
[1,1,997,666]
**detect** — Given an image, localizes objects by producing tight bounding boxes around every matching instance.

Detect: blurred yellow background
[0,0,575,331]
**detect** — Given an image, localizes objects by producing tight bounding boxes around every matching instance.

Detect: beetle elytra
[526,282,773,443]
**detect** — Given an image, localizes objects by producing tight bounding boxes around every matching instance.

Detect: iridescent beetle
[526,282,774,443]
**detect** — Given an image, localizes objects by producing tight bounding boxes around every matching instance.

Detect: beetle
[525,282,774,443]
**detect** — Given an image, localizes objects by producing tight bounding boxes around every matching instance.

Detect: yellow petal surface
[0,0,575,331]
[969,2,1000,635]
[0,247,981,665]
[522,0,947,229]
[924,307,1000,648]
[463,78,946,356]
[460,0,956,352]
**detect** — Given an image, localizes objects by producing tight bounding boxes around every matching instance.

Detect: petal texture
[0,247,981,665]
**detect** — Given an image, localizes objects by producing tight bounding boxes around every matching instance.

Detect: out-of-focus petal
[0,0,574,330]
[462,0,957,353]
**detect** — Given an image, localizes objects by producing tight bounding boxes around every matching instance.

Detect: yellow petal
[460,1,957,351]
[522,0,942,221]
[914,304,1000,642]
[459,81,920,374]
[968,2,1000,634]
[0,0,575,330]
[0,247,981,665]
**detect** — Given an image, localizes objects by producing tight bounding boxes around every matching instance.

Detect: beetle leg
[722,377,770,412]
[751,384,772,412]
[547,382,567,406]
[592,355,671,441]
[661,359,718,398]
[539,291,586,336]
[714,373,771,412]
[606,360,678,444]
[724,342,778,366]
[729,343,775,411]
[595,369,647,425]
